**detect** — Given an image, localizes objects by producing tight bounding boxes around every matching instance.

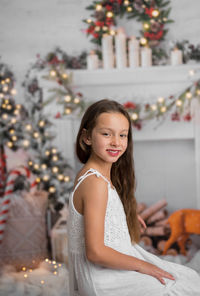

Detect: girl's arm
[82,176,175,285]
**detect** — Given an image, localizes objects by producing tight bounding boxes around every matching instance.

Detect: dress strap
[73,168,110,194]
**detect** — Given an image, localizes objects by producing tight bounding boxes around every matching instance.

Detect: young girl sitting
[68,99,200,296]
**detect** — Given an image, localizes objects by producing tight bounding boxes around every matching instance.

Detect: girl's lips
[106,149,121,157]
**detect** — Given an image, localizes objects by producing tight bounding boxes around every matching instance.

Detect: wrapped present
[51,204,68,265]
[0,190,48,270]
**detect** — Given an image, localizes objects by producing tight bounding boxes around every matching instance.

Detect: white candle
[102,34,114,69]
[128,36,140,68]
[141,47,152,67]
[170,48,183,66]
[115,30,127,69]
[87,52,99,70]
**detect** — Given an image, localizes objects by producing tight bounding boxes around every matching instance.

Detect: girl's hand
[137,214,146,232]
[139,261,175,285]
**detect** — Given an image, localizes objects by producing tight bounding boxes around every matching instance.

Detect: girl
[68,99,200,296]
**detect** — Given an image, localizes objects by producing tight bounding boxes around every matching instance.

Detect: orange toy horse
[163,209,200,255]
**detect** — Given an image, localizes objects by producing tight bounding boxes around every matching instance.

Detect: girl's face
[85,112,129,165]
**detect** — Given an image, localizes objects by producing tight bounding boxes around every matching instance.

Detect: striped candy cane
[0,166,31,243]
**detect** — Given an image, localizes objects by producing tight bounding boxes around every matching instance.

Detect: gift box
[0,190,48,270]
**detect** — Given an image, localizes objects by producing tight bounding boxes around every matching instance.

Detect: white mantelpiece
[55,64,200,211]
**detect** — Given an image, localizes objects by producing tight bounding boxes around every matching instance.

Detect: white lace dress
[67,168,200,296]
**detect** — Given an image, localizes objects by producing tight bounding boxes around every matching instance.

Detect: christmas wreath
[83,0,173,60]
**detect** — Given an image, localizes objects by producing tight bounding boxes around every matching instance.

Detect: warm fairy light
[41,280,45,284]
[54,271,57,275]
[11,89,17,95]
[2,104,6,108]
[9,129,15,134]
[22,267,26,271]
[65,108,72,114]
[143,23,150,30]
[29,269,33,272]
[163,17,167,22]
[196,89,200,96]
[52,261,56,264]
[160,106,167,113]
[49,186,56,193]
[54,265,57,269]
[45,258,49,262]
[52,148,57,154]
[62,73,68,79]
[25,124,32,131]
[36,177,41,183]
[106,11,114,18]
[41,163,47,170]
[151,104,157,111]
[43,175,50,181]
[45,150,50,156]
[16,104,21,109]
[127,6,132,12]
[23,140,30,147]
[189,69,195,76]
[6,104,12,110]
[3,85,8,92]
[1,80,5,85]
[38,120,45,127]
[185,91,192,99]
[65,95,71,102]
[5,99,9,104]
[157,97,165,104]
[58,264,62,267]
[50,70,56,77]
[140,37,148,46]
[103,26,108,31]
[0,93,4,98]
[109,29,116,36]
[58,174,64,181]
[95,26,100,32]
[64,176,70,182]
[12,135,17,141]
[152,9,160,17]
[34,164,39,170]
[176,100,183,107]
[24,274,28,278]
[87,19,92,23]
[33,132,39,138]
[7,141,13,148]
[14,109,19,115]
[52,166,59,173]
[11,118,17,124]
[131,113,138,121]
[124,0,129,5]
[28,161,33,166]
[96,4,102,11]
[74,97,80,104]
[52,155,58,161]
[2,114,8,119]
[5,78,10,83]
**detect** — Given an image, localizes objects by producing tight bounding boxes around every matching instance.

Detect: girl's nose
[111,136,119,146]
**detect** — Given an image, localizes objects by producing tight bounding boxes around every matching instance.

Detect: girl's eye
[120,134,128,138]
[102,133,110,136]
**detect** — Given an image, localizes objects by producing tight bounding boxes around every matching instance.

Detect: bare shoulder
[79,173,108,200]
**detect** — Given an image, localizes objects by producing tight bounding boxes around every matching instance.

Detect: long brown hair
[76,99,140,243]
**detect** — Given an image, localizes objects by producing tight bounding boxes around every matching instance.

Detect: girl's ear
[82,128,92,145]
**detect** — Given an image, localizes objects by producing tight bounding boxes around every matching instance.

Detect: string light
[157,97,165,104]
[52,166,59,173]
[185,91,192,99]
[16,104,21,109]
[36,177,41,183]
[64,95,71,102]
[151,104,157,111]
[2,114,8,119]
[106,11,114,18]
[43,175,50,181]
[41,280,45,284]
[25,124,32,131]
[74,97,80,104]
[5,78,10,83]
[28,161,33,166]
[124,0,129,5]
[41,163,47,170]
[49,186,56,193]
[64,176,70,182]
[109,29,116,35]
[52,155,58,161]
[52,148,57,154]
[189,69,195,76]
[95,4,102,11]
[127,6,132,12]
[50,70,56,77]
[34,164,40,170]
[140,37,148,46]
[152,9,160,17]
[62,73,68,79]
[23,140,30,147]
[131,113,138,121]
[45,150,50,156]
[176,100,183,107]
[12,135,17,141]
[160,106,167,113]
[33,132,39,138]
[143,23,150,30]
[196,89,200,96]
[7,141,13,148]
[58,174,64,181]
[86,19,92,24]
[95,26,100,32]
[11,89,17,95]
[38,120,45,127]
[11,118,17,124]
[24,274,28,278]
[65,108,72,114]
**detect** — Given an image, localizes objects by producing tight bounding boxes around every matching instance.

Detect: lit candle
[102,34,114,69]
[141,47,152,67]
[128,36,140,68]
[87,51,99,70]
[115,28,127,69]
[170,48,183,66]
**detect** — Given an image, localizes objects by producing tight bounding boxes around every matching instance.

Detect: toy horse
[162,209,200,255]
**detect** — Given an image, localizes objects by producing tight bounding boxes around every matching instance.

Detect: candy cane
[0,166,31,243]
